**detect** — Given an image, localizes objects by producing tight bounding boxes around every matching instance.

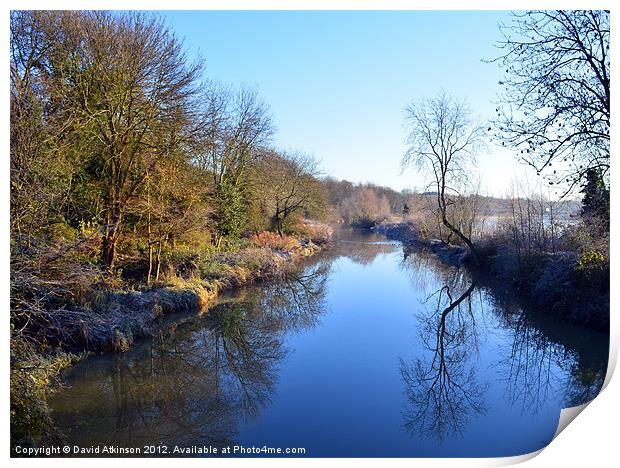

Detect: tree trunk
[272,213,283,237]
[102,230,119,271]
[147,176,153,286]
[102,203,123,271]
[441,213,479,263]
[147,242,153,286]
[155,241,163,283]
[438,184,479,264]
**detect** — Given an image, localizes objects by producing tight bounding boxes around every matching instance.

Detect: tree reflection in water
[399,278,488,442]
[494,298,607,415]
[258,260,331,333]
[498,312,562,416]
[50,264,330,449]
[399,246,607,442]
[51,235,608,453]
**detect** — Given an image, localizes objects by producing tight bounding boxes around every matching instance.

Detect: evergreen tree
[580,169,609,226]
[213,181,246,245]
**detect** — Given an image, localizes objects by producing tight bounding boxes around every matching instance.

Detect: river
[48,228,608,457]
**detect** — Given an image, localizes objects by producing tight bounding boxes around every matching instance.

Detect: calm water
[48,229,608,457]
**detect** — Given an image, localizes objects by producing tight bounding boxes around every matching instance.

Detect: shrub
[249,231,300,251]
[10,335,75,451]
[576,249,609,294]
[304,220,333,245]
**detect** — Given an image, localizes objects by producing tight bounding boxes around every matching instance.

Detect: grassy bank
[10,222,332,450]
[373,222,609,331]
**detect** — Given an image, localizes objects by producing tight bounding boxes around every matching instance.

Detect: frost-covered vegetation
[10,11,333,450]
[376,161,609,330]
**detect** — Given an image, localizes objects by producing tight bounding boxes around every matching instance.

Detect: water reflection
[50,265,330,448]
[499,312,564,416]
[49,230,608,456]
[564,363,606,408]
[493,297,607,415]
[331,228,399,266]
[400,280,488,441]
[257,260,331,333]
[400,245,607,443]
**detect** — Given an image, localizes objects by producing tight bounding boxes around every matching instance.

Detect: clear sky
[160,10,539,197]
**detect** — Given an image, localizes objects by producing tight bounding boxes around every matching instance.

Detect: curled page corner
[500,341,614,466]
[552,402,590,441]
[493,403,593,467]
[602,327,617,391]
[496,448,545,466]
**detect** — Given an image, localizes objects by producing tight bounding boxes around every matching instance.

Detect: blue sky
[161,10,536,196]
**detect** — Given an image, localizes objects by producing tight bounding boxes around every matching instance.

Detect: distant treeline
[322,177,581,231]
[323,178,402,227]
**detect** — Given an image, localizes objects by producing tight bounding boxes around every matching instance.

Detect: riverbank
[10,223,332,450]
[372,222,609,331]
[69,240,329,354]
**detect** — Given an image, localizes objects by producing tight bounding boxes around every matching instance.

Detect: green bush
[214,182,246,242]
[10,335,75,452]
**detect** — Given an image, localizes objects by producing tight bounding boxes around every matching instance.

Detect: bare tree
[10,12,78,243]
[194,83,274,188]
[490,10,610,193]
[402,92,485,261]
[191,82,274,244]
[251,151,326,236]
[500,179,564,262]
[341,187,391,228]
